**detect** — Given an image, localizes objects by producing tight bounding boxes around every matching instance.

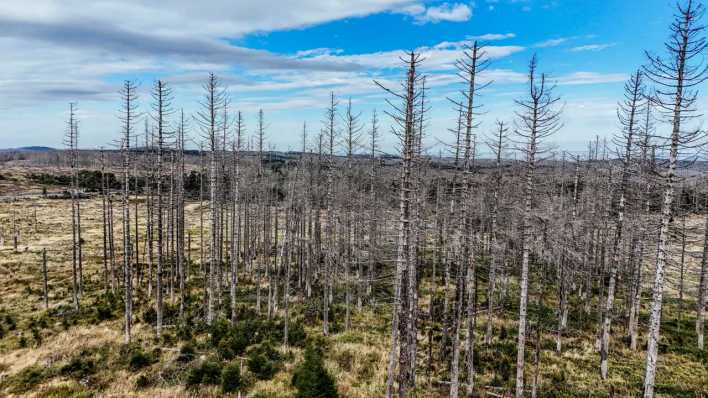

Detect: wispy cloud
[534,35,599,49]
[556,72,627,85]
[469,33,516,41]
[535,37,569,48]
[570,43,616,52]
[0,17,362,72]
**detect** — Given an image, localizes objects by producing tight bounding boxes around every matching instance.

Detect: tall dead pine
[642,1,707,395]
[513,55,561,398]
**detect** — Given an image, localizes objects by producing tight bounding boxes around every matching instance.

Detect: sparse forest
[1,2,708,398]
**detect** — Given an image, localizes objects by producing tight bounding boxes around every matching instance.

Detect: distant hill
[0,146,56,152]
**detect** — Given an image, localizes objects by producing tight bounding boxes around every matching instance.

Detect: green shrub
[220,362,242,393]
[177,343,196,363]
[176,322,193,341]
[94,303,113,322]
[5,314,17,330]
[142,307,156,324]
[186,360,222,387]
[135,374,151,389]
[292,346,338,398]
[247,342,281,380]
[201,361,222,385]
[210,319,231,347]
[31,327,42,346]
[186,367,203,387]
[287,322,307,347]
[128,348,154,370]
[60,356,96,380]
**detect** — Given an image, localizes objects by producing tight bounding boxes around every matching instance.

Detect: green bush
[60,356,95,380]
[176,321,193,341]
[292,346,338,398]
[210,319,231,347]
[220,362,242,393]
[209,317,279,359]
[142,307,156,324]
[186,360,222,387]
[5,314,17,330]
[177,343,196,363]
[128,348,154,370]
[135,374,152,389]
[247,342,282,380]
[287,322,307,347]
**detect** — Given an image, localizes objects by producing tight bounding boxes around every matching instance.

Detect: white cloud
[535,37,569,48]
[295,48,344,58]
[301,41,525,71]
[401,2,473,24]
[470,33,516,41]
[0,0,418,38]
[556,72,627,85]
[570,43,616,52]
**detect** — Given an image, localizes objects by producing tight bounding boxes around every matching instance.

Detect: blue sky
[0,0,697,155]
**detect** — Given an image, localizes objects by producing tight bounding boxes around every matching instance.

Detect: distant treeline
[27,169,288,201]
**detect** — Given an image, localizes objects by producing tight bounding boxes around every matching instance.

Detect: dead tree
[119,80,139,344]
[42,248,48,310]
[367,110,380,303]
[230,111,244,323]
[322,92,338,336]
[100,148,111,293]
[177,110,187,317]
[152,80,173,338]
[600,70,644,379]
[343,98,363,329]
[64,102,80,311]
[446,40,490,397]
[196,73,226,325]
[642,2,707,396]
[513,55,561,398]
[377,51,423,398]
[485,120,509,345]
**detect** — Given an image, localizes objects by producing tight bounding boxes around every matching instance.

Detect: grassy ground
[0,170,705,397]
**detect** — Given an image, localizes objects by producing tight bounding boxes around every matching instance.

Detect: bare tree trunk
[600,71,642,379]
[120,80,137,344]
[514,56,561,398]
[66,102,80,311]
[77,198,83,299]
[697,215,708,350]
[642,3,705,395]
[382,52,420,398]
[177,112,186,317]
[152,80,171,339]
[486,121,507,345]
[42,248,48,310]
[231,112,243,323]
[197,73,225,326]
[109,195,117,294]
